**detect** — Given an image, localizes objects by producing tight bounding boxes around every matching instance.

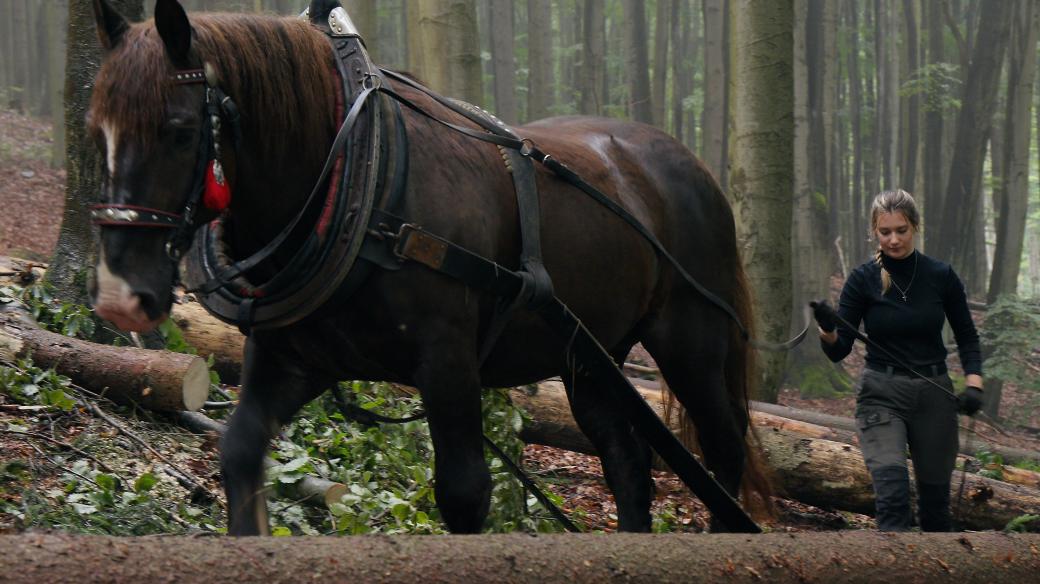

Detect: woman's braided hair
[870,190,921,294]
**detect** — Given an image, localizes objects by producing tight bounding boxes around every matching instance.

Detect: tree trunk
[933,1,1013,281]
[651,0,669,129]
[578,0,605,116]
[900,0,920,192]
[728,0,793,401]
[344,1,378,60]
[4,532,1039,583]
[47,0,145,308]
[788,0,849,398]
[0,305,208,412]
[526,0,552,121]
[406,0,482,105]
[922,0,945,245]
[46,0,68,169]
[701,0,727,185]
[10,0,29,113]
[488,0,518,123]
[987,0,1038,302]
[621,0,653,124]
[670,0,688,144]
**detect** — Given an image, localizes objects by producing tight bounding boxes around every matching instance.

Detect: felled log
[752,400,1040,466]
[170,300,245,384]
[513,381,1040,531]
[3,532,1038,583]
[0,304,208,411]
[176,412,347,508]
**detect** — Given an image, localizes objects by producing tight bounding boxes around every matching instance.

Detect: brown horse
[88,0,768,535]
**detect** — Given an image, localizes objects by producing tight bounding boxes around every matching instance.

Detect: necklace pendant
[901,294,908,302]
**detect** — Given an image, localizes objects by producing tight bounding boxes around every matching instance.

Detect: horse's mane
[90,13,338,165]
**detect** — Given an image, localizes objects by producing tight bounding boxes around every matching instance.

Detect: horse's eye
[173,128,197,150]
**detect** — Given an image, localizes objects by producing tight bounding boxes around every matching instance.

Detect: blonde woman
[812,189,982,532]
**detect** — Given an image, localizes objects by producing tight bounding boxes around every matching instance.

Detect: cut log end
[181,357,210,411]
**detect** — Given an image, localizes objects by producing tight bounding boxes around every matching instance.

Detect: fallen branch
[176,411,347,508]
[83,401,220,506]
[0,429,121,477]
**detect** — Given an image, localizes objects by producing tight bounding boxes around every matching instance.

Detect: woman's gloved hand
[810,300,837,333]
[958,386,984,416]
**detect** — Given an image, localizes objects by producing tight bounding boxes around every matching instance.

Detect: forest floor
[1,107,1038,536]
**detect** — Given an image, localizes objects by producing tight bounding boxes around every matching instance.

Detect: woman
[813,189,983,532]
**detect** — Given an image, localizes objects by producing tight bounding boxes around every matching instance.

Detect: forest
[0,0,1038,569]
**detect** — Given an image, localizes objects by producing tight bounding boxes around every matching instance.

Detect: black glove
[810,300,837,333]
[958,386,984,416]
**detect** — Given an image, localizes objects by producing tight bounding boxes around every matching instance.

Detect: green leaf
[95,473,117,492]
[133,472,158,493]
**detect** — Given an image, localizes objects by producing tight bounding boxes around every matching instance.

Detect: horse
[87,0,769,535]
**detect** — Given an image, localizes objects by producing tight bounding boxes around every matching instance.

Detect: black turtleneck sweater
[822,250,982,375]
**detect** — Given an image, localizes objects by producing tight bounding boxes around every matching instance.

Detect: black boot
[917,482,952,532]
[871,465,911,531]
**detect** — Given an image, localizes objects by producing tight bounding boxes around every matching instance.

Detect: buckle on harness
[392,224,448,269]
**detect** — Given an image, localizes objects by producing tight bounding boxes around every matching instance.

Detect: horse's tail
[662,240,773,521]
[727,252,774,519]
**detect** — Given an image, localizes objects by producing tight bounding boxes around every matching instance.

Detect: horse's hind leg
[564,346,653,532]
[415,343,491,533]
[641,309,748,530]
[222,337,324,536]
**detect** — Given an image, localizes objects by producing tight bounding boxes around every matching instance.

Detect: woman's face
[875,211,915,260]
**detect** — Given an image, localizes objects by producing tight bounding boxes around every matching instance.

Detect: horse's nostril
[135,291,161,319]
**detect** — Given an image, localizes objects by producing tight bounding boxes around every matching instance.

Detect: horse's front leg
[221,336,324,535]
[415,335,491,533]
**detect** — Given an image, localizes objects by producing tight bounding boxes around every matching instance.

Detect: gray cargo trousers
[855,367,960,531]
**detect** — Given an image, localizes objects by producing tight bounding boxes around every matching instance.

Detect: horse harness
[92,3,762,532]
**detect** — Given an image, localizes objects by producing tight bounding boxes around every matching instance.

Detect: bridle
[90,67,240,265]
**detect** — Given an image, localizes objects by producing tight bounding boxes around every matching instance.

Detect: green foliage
[974,450,1005,481]
[900,63,961,113]
[1,283,95,340]
[1012,459,1040,473]
[1003,514,1039,533]
[981,296,1040,422]
[265,381,566,536]
[0,358,76,411]
[791,362,853,399]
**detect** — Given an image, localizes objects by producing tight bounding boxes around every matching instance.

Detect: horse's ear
[92,0,129,50]
[155,0,192,66]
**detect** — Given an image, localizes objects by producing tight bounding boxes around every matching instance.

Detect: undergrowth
[0,282,570,536]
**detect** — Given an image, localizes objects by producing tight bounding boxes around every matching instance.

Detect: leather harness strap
[361,209,762,533]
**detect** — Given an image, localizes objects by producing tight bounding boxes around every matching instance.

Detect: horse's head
[88,0,217,332]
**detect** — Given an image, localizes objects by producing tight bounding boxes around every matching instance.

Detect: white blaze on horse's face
[93,250,165,333]
[102,121,119,177]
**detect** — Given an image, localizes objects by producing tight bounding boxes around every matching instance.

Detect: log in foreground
[1,532,1037,583]
[0,305,209,411]
[513,382,1040,531]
